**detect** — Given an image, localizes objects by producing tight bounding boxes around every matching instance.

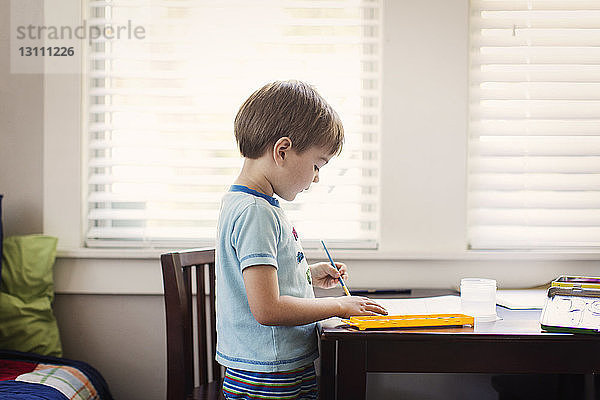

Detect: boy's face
[275,145,332,202]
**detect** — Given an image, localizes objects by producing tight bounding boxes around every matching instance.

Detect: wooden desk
[318,291,600,400]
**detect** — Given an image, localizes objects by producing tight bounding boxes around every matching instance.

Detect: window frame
[467,0,600,251]
[82,0,382,250]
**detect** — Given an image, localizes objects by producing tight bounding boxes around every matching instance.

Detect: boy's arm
[243,265,387,326]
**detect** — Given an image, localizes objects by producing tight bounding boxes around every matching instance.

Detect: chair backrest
[161,248,221,400]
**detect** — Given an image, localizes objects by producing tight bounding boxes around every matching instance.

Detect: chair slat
[183,266,195,394]
[196,264,208,385]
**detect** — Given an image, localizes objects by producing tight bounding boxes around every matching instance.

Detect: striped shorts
[222,364,318,400]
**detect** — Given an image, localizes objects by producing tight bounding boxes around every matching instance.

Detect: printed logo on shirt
[306,267,312,285]
[296,251,304,264]
[292,227,298,241]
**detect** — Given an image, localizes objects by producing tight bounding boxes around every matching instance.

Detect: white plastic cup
[460,278,497,322]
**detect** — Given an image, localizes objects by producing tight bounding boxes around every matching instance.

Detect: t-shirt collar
[230,185,280,207]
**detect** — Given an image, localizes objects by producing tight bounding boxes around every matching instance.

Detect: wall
[0,0,44,236]
[2,0,599,399]
[53,294,167,400]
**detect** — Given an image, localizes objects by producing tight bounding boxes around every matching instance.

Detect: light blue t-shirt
[215,185,318,372]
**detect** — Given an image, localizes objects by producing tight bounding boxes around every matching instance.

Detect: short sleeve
[231,203,280,270]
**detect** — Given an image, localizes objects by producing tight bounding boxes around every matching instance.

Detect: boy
[215,80,387,399]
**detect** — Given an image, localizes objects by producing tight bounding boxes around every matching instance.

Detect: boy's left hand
[310,262,348,289]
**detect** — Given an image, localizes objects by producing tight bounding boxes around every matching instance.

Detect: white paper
[374,295,462,315]
[319,295,465,328]
[496,289,547,310]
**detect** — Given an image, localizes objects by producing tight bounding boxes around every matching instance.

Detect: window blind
[469,0,600,249]
[85,0,381,249]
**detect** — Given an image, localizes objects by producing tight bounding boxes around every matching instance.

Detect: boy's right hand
[336,296,388,318]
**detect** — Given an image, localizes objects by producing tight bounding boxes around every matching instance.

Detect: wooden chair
[161,248,224,400]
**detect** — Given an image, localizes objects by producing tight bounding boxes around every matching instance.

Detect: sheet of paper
[496,289,547,310]
[319,295,463,328]
[375,295,462,315]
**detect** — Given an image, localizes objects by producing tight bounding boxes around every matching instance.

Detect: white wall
[0,0,44,236]
[2,0,600,399]
[53,294,167,400]
[380,0,468,254]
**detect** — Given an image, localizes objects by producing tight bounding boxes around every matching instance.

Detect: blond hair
[234,80,344,159]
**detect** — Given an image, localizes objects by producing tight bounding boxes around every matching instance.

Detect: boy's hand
[336,296,388,318]
[309,261,348,289]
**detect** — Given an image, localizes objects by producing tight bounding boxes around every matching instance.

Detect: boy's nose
[313,171,319,183]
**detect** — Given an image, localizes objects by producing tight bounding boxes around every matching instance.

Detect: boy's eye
[314,165,320,172]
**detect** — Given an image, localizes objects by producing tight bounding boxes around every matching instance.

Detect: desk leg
[337,340,366,400]
[320,338,336,400]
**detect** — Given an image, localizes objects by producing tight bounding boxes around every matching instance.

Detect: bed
[0,350,113,400]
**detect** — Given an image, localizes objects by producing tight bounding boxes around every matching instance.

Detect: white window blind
[469,0,600,249]
[85,0,381,249]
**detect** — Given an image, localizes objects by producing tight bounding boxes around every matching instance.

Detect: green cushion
[0,235,62,357]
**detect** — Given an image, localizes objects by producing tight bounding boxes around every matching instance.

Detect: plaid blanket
[0,350,113,400]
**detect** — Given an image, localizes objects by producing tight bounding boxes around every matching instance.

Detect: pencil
[320,240,351,296]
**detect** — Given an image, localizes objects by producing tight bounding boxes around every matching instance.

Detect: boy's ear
[273,137,292,165]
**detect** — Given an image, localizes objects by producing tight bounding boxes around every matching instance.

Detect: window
[468,0,600,250]
[85,0,381,249]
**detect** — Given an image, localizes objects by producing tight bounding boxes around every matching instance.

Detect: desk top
[321,307,548,338]
[316,288,599,342]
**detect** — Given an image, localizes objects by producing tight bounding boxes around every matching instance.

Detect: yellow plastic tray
[342,313,474,330]
[551,275,600,290]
